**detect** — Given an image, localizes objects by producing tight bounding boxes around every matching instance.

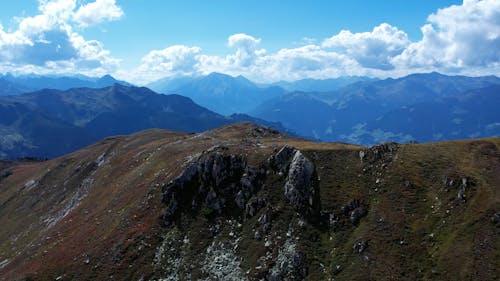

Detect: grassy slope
[0,123,498,280]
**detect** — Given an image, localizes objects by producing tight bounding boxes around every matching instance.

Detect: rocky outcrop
[268,145,296,174]
[163,146,321,225]
[162,152,264,224]
[283,150,320,215]
[360,142,398,164]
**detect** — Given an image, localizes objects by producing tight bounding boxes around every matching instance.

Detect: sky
[0,0,498,84]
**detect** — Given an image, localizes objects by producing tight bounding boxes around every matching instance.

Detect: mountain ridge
[0,122,498,280]
[0,73,131,96]
[253,73,500,144]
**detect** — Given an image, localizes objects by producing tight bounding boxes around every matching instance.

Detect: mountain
[271,76,378,92]
[0,85,292,159]
[148,72,286,115]
[253,73,500,144]
[320,72,500,107]
[0,122,498,280]
[0,77,32,96]
[0,102,95,159]
[0,73,131,96]
[345,85,500,144]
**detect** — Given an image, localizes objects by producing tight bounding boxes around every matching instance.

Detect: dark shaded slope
[0,102,95,159]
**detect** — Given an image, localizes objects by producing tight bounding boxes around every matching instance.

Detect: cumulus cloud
[393,0,500,70]
[74,0,124,27]
[322,23,409,70]
[6,0,493,83]
[133,35,367,83]
[256,45,360,81]
[0,0,122,76]
[132,0,499,84]
[136,45,202,81]
[227,33,265,67]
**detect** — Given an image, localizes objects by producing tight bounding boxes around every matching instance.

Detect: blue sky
[0,0,498,84]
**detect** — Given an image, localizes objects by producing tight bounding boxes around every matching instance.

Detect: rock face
[284,150,320,215]
[162,151,264,224]
[163,146,321,224]
[268,145,296,173]
[159,146,317,280]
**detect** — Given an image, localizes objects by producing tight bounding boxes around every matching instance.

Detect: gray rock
[162,151,264,223]
[362,142,399,164]
[235,190,246,209]
[269,146,296,173]
[268,239,306,280]
[245,197,267,218]
[350,208,368,225]
[458,186,466,203]
[353,240,368,254]
[359,150,365,162]
[284,150,319,214]
[491,212,500,227]
[332,264,342,275]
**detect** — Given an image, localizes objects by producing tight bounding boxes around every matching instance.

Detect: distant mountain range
[0,73,131,96]
[0,84,292,159]
[147,73,378,115]
[147,72,286,115]
[1,71,498,156]
[269,76,378,92]
[252,72,500,144]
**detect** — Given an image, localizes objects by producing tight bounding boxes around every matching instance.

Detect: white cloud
[133,45,202,82]
[0,0,122,76]
[132,0,500,84]
[132,33,386,84]
[227,33,264,67]
[256,45,360,81]
[322,23,409,70]
[393,0,500,70]
[74,0,124,27]
[2,0,497,83]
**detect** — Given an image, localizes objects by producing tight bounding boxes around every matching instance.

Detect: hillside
[0,123,498,280]
[0,85,291,159]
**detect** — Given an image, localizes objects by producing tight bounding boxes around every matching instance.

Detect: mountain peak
[206,72,231,78]
[99,74,116,81]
